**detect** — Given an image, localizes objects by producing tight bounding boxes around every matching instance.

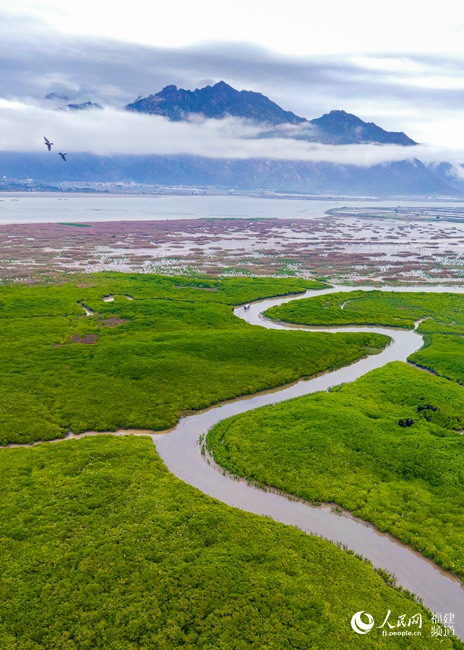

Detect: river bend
[153,286,464,638]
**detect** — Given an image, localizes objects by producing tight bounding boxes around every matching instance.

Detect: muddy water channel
[153,286,464,638]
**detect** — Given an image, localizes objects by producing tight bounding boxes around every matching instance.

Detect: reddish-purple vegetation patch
[70,334,98,344]
[1,216,464,284]
[98,318,128,327]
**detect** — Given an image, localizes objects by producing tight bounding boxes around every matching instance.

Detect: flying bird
[58,152,67,161]
[43,136,53,151]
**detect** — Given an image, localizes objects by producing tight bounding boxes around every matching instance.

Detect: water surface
[1,192,464,224]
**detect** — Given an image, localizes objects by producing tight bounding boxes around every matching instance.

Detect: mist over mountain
[57,102,103,112]
[425,162,464,194]
[0,152,457,196]
[2,81,461,196]
[309,110,417,146]
[125,82,417,147]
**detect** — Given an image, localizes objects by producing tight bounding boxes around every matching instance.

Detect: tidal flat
[2,213,464,285]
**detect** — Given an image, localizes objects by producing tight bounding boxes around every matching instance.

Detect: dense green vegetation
[1,435,459,649]
[1,273,326,315]
[411,334,464,386]
[207,362,464,577]
[4,277,464,646]
[265,290,464,330]
[0,273,390,445]
[265,289,464,384]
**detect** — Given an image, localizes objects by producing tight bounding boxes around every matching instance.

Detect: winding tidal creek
[153,286,464,639]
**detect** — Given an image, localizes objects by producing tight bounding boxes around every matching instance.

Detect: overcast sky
[2,1,464,163]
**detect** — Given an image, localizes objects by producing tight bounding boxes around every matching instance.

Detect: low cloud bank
[0,99,460,166]
[3,10,464,155]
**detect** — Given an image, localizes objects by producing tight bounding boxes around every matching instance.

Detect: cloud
[0,98,455,166]
[2,10,464,156]
[1,11,464,120]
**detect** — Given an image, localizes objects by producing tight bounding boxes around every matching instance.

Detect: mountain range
[1,152,456,196]
[4,81,462,196]
[127,81,306,126]
[126,81,417,147]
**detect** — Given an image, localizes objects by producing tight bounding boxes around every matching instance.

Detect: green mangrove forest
[1,435,458,649]
[208,291,464,578]
[265,289,464,383]
[0,274,388,446]
[2,277,464,648]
